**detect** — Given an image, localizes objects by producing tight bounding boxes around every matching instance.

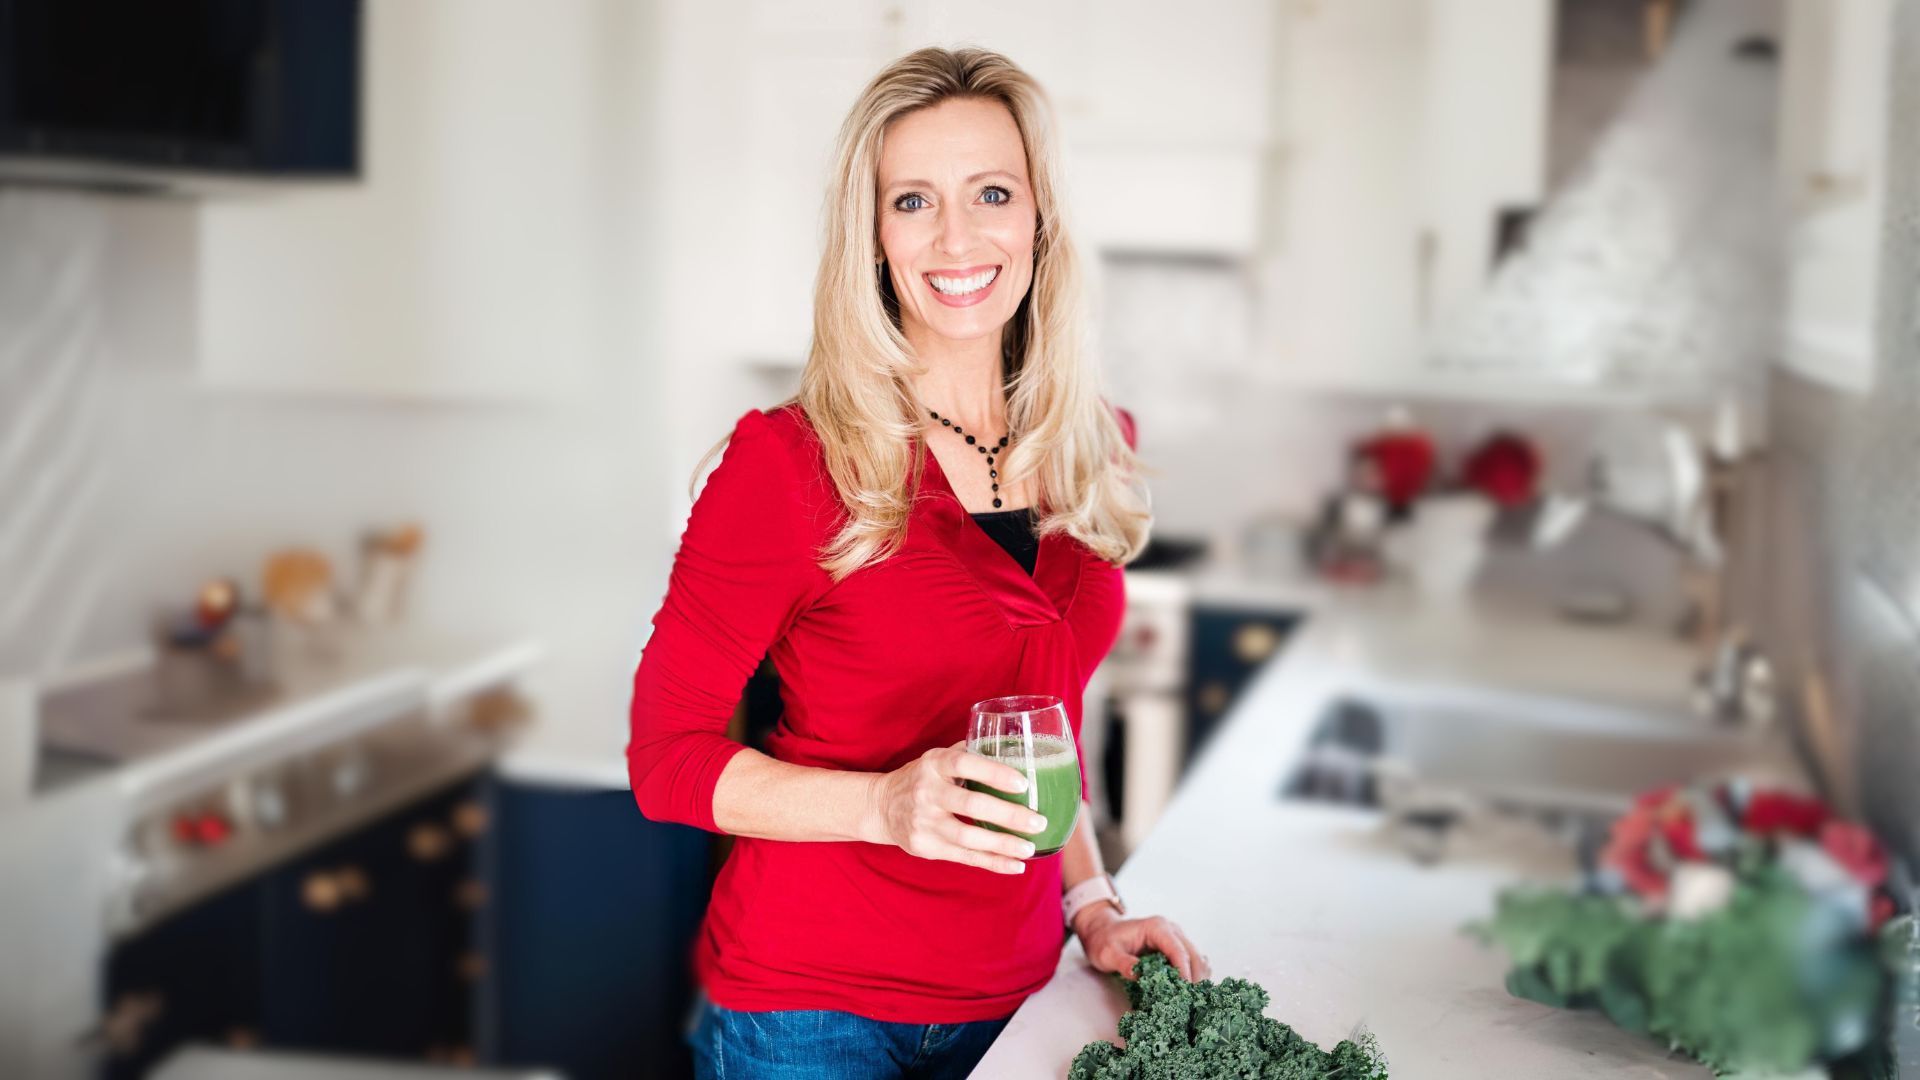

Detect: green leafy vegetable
[1067,952,1389,1080]
[1472,869,1888,1075]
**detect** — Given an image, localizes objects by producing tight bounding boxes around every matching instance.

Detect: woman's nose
[935,204,975,257]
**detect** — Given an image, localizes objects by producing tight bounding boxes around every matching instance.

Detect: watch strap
[1062,874,1125,931]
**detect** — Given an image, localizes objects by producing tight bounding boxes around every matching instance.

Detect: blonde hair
[710,46,1151,580]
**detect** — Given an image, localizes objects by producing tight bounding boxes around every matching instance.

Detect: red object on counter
[1354,429,1435,509]
[1740,790,1830,837]
[627,404,1129,1023]
[1820,820,1889,889]
[193,813,233,846]
[170,811,234,846]
[1462,431,1541,507]
[195,578,241,630]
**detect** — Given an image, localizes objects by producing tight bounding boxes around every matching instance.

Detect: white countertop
[35,628,544,804]
[496,718,634,790]
[971,590,1748,1079]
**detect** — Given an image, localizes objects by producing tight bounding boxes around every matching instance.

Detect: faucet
[1527,420,1728,642]
[1526,416,1773,723]
[1691,625,1778,729]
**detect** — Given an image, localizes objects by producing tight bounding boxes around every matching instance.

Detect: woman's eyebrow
[881,170,1023,194]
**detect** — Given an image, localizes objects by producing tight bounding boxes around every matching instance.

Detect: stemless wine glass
[966,695,1080,857]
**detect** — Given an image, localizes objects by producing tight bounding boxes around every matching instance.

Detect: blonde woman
[628,47,1206,1079]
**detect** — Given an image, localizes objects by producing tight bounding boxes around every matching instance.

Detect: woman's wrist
[856,771,888,845]
[1070,899,1123,939]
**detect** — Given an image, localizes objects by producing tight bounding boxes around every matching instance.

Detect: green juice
[965,734,1081,856]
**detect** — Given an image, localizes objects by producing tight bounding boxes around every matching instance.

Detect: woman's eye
[982,186,1011,205]
[895,193,927,212]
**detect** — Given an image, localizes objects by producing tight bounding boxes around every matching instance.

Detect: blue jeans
[687,994,1011,1080]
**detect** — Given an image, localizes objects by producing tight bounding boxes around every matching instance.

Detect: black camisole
[968,507,1039,576]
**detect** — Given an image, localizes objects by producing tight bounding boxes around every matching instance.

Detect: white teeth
[928,267,998,295]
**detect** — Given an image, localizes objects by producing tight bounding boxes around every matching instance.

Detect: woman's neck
[907,326,1007,431]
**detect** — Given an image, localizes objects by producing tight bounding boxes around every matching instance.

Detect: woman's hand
[1074,905,1210,983]
[864,743,1048,874]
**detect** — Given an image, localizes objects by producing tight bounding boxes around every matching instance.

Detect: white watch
[1063,874,1126,933]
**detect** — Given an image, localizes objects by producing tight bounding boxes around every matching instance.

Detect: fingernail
[1012,861,1026,873]
[1012,778,1029,793]
[1019,842,1037,858]
[1031,815,1048,832]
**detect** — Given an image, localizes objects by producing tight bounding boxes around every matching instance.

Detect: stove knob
[250,781,288,830]
[331,754,371,799]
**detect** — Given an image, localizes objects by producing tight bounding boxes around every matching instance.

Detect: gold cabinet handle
[408,823,452,862]
[1231,622,1282,664]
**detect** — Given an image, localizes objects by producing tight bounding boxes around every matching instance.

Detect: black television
[0,0,360,180]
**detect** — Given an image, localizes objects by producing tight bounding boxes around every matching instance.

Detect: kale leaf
[1068,952,1390,1080]
[1473,868,1888,1075]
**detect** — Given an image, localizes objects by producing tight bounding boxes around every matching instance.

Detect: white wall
[1261,0,1427,382]
[197,0,612,403]
[1418,0,1554,329]
[0,0,675,748]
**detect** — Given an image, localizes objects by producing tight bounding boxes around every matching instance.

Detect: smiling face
[876,96,1038,352]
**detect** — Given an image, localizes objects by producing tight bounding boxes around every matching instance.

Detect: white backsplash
[0,193,119,677]
[0,189,670,743]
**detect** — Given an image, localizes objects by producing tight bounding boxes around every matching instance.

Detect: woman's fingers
[948,819,1038,860]
[1175,926,1205,976]
[1140,917,1197,981]
[925,829,1026,874]
[1170,923,1210,980]
[884,745,1037,874]
[944,784,1048,835]
[934,745,1032,797]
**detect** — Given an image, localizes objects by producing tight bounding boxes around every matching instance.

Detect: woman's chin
[910,308,1012,345]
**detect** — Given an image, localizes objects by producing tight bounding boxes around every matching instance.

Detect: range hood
[1427,0,1782,401]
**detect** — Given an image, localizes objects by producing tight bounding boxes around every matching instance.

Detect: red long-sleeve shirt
[627,403,1130,1022]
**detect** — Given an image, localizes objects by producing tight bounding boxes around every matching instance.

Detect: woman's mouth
[923,265,1000,308]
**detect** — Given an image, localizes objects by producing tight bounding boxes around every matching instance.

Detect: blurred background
[0,0,1912,1077]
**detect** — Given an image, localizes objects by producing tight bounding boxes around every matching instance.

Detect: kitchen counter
[4,629,546,1080]
[971,589,1767,1078]
[496,708,634,791]
[34,628,544,803]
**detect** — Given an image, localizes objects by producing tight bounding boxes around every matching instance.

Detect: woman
[628,46,1207,1079]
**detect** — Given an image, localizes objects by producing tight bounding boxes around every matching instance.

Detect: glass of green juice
[965,695,1081,857]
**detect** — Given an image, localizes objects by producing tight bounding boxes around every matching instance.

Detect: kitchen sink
[1283,686,1798,818]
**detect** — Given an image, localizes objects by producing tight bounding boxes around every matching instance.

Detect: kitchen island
[972,589,1793,1078]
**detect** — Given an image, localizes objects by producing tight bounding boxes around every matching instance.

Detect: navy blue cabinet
[259,778,480,1057]
[1184,606,1303,763]
[102,881,265,1079]
[483,777,711,1080]
[103,777,482,1078]
[104,767,773,1080]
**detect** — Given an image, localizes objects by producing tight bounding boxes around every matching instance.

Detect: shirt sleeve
[1112,403,1138,452]
[627,408,829,831]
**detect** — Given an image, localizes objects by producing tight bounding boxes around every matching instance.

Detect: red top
[627,404,1131,1023]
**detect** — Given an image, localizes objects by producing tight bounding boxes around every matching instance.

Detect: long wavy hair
[712,46,1151,580]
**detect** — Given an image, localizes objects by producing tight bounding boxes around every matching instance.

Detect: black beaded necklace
[927,409,1012,509]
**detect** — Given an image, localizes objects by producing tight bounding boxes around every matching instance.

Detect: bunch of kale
[1068,952,1390,1080]
[1473,869,1890,1076]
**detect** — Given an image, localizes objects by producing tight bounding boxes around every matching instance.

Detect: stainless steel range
[1,631,540,1080]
